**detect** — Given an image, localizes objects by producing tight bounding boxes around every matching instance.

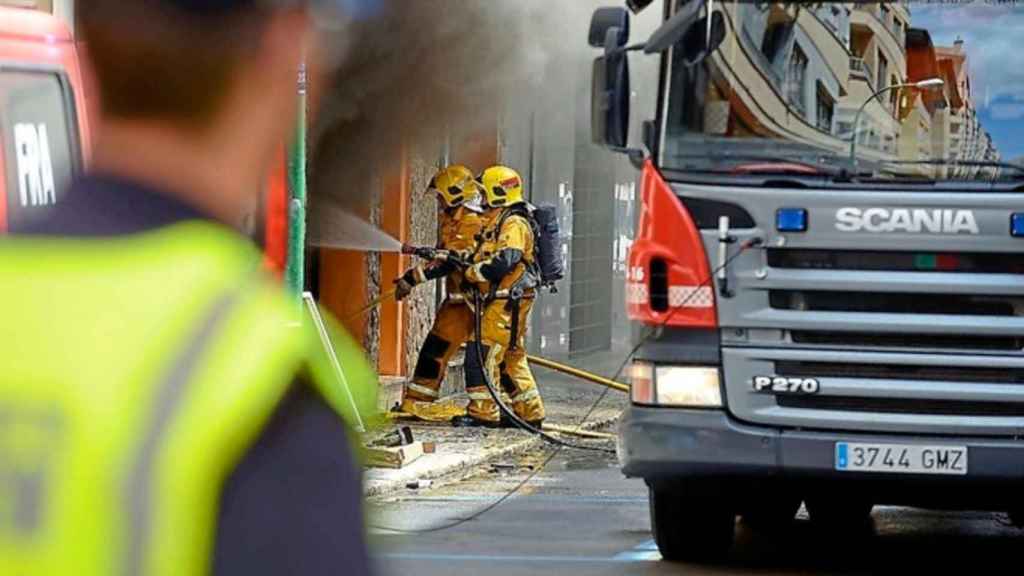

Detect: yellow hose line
[347,289,397,321]
[542,423,617,439]
[527,355,629,394]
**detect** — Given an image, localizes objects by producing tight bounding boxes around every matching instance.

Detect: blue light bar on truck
[1012,213,1024,238]
[776,208,808,232]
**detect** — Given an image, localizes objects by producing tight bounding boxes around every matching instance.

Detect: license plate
[836,443,967,475]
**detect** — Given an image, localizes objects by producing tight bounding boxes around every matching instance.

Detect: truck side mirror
[588,7,630,50]
[591,51,631,149]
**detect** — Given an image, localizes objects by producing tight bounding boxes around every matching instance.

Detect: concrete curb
[364,411,621,499]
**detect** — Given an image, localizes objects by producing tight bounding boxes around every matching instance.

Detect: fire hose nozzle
[403,245,469,268]
[402,244,439,260]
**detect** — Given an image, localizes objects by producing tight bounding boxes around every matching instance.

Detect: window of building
[877,52,889,91]
[816,82,835,133]
[761,22,791,63]
[786,44,809,112]
[889,75,900,112]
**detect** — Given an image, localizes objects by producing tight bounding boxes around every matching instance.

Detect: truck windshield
[661,1,1023,181]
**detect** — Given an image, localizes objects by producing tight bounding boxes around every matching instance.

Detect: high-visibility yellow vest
[0,222,376,576]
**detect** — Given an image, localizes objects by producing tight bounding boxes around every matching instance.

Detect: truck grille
[790,331,1024,352]
[767,249,1024,275]
[777,396,1024,418]
[770,290,1021,317]
[675,180,1024,435]
[776,360,1024,385]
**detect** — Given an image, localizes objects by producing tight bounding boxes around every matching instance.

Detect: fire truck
[590,0,1024,562]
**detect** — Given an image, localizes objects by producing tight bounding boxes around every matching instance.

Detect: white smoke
[307,0,615,217]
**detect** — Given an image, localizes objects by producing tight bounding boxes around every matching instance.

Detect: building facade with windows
[702,2,998,177]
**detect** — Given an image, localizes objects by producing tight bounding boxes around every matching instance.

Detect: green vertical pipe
[285,64,308,298]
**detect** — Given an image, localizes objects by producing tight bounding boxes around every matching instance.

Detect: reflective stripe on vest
[125,288,241,576]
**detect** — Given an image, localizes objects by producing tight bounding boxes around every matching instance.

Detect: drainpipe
[286,63,308,298]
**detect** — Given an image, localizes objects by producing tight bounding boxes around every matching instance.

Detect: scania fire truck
[590,0,1024,561]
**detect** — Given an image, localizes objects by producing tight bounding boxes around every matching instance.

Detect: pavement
[363,348,630,498]
[371,450,1024,575]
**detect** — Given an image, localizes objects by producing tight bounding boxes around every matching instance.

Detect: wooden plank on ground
[365,441,427,469]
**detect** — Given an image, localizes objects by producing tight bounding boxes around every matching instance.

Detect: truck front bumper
[620,406,1024,492]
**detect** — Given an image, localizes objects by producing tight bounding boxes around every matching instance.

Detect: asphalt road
[371,449,1024,575]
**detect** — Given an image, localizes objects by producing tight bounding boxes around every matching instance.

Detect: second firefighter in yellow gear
[398,165,487,414]
[462,166,546,426]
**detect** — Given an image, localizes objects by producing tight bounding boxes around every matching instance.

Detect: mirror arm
[605,42,647,57]
[609,146,648,170]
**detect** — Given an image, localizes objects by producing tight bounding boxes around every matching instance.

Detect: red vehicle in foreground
[0,7,91,234]
[0,7,289,275]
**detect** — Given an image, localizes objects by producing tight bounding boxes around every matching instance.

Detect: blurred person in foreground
[0,1,376,575]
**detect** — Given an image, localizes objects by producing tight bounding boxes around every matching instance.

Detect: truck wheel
[805,497,873,528]
[649,483,735,563]
[741,495,802,530]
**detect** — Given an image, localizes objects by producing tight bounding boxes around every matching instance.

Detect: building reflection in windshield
[665,2,1004,180]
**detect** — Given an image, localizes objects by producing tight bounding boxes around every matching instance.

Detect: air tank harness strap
[507,298,522,352]
[500,281,536,352]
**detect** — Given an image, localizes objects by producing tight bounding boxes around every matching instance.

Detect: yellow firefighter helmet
[429,165,479,208]
[478,165,525,208]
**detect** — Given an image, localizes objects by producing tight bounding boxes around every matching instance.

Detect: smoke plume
[307,0,597,219]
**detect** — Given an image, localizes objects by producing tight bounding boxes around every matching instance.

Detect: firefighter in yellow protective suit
[396,165,488,417]
[460,166,546,427]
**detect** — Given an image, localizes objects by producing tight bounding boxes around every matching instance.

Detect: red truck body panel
[0,8,288,277]
[0,7,91,234]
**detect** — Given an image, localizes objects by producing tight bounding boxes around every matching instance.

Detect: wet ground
[364,348,628,497]
[371,448,1024,575]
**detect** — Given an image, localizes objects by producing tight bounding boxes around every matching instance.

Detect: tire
[805,496,873,529]
[649,482,735,563]
[741,495,802,531]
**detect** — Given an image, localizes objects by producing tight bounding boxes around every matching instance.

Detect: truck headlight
[630,362,722,407]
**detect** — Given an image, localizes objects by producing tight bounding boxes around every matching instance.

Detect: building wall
[0,0,73,29]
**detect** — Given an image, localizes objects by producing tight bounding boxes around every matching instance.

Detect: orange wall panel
[377,152,410,376]
[320,248,369,343]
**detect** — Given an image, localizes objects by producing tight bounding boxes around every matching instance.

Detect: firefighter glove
[395,268,425,301]
[394,277,414,301]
